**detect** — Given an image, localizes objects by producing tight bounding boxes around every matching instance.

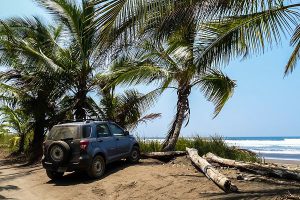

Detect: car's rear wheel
[87,155,105,179]
[127,146,140,164]
[47,141,70,165]
[46,170,64,180]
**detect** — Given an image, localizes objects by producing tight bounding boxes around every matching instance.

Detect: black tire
[127,146,140,164]
[87,155,106,179]
[46,170,64,180]
[47,141,70,165]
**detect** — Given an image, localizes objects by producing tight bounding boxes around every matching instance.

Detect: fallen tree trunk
[141,151,186,160]
[186,148,238,193]
[205,153,300,181]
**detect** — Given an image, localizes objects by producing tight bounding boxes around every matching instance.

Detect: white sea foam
[251,150,300,155]
[225,139,300,148]
[146,137,300,160]
[225,138,300,160]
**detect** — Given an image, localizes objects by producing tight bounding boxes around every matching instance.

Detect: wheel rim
[93,158,104,175]
[131,150,138,160]
[50,145,64,162]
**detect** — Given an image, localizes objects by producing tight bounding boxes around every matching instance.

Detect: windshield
[47,126,80,140]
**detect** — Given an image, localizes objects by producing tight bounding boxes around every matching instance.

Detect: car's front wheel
[87,155,106,179]
[127,146,140,164]
[46,170,64,180]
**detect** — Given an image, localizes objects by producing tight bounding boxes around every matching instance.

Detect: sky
[1,0,300,138]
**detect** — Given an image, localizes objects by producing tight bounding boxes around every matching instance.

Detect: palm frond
[195,3,300,71]
[109,59,170,86]
[129,113,161,130]
[285,25,300,74]
[194,70,236,118]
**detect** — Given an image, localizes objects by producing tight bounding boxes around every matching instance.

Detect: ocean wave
[251,150,300,155]
[283,138,300,142]
[225,139,300,147]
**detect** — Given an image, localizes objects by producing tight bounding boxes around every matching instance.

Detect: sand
[266,159,300,165]
[1,156,300,200]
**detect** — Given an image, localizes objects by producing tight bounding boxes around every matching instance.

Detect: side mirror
[124,130,129,136]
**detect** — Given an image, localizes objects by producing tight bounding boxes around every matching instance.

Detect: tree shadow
[0,194,16,200]
[202,187,300,199]
[0,185,19,192]
[0,167,42,183]
[0,156,27,167]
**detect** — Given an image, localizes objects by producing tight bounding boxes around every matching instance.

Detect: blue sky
[1,0,300,137]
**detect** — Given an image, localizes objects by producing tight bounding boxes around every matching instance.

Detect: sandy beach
[1,156,300,200]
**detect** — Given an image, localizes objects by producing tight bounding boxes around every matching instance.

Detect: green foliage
[94,86,161,130]
[137,136,162,153]
[0,132,13,147]
[0,129,33,154]
[0,132,14,152]
[138,136,259,162]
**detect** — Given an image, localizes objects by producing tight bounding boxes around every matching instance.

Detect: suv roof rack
[58,118,103,124]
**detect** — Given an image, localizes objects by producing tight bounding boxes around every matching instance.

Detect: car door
[95,123,118,162]
[108,123,131,157]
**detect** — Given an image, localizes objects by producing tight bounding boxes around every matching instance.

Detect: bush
[0,132,15,155]
[136,136,162,153]
[137,135,259,163]
[0,131,33,155]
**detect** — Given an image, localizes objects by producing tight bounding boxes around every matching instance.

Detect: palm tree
[92,0,300,150]
[0,17,69,162]
[98,89,161,130]
[108,23,236,151]
[35,0,107,120]
[93,0,300,74]
[0,105,31,154]
[87,73,161,130]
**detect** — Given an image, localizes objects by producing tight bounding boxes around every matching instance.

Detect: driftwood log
[141,151,186,161]
[186,148,238,193]
[205,153,300,181]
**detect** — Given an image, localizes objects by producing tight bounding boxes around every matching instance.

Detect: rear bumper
[42,154,92,172]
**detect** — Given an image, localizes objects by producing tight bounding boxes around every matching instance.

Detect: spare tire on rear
[47,141,70,165]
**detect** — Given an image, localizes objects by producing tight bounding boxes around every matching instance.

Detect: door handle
[97,139,103,142]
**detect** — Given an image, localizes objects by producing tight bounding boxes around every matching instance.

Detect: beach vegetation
[138,136,260,162]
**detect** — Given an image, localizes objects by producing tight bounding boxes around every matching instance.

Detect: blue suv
[42,120,140,180]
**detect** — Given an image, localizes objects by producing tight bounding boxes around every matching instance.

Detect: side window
[96,124,111,137]
[82,125,92,138]
[109,124,124,136]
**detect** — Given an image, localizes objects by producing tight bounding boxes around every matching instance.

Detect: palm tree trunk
[17,133,25,154]
[162,85,191,151]
[74,87,87,120]
[28,118,46,164]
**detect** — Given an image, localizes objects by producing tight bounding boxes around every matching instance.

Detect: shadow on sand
[0,185,19,200]
[46,159,154,186]
[0,167,42,183]
[203,187,300,200]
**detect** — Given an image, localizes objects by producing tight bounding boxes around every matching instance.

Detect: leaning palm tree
[108,22,236,151]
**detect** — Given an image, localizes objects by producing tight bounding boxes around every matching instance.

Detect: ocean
[146,136,300,161]
[225,137,300,161]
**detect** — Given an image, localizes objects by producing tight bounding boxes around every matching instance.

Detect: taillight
[80,140,89,151]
